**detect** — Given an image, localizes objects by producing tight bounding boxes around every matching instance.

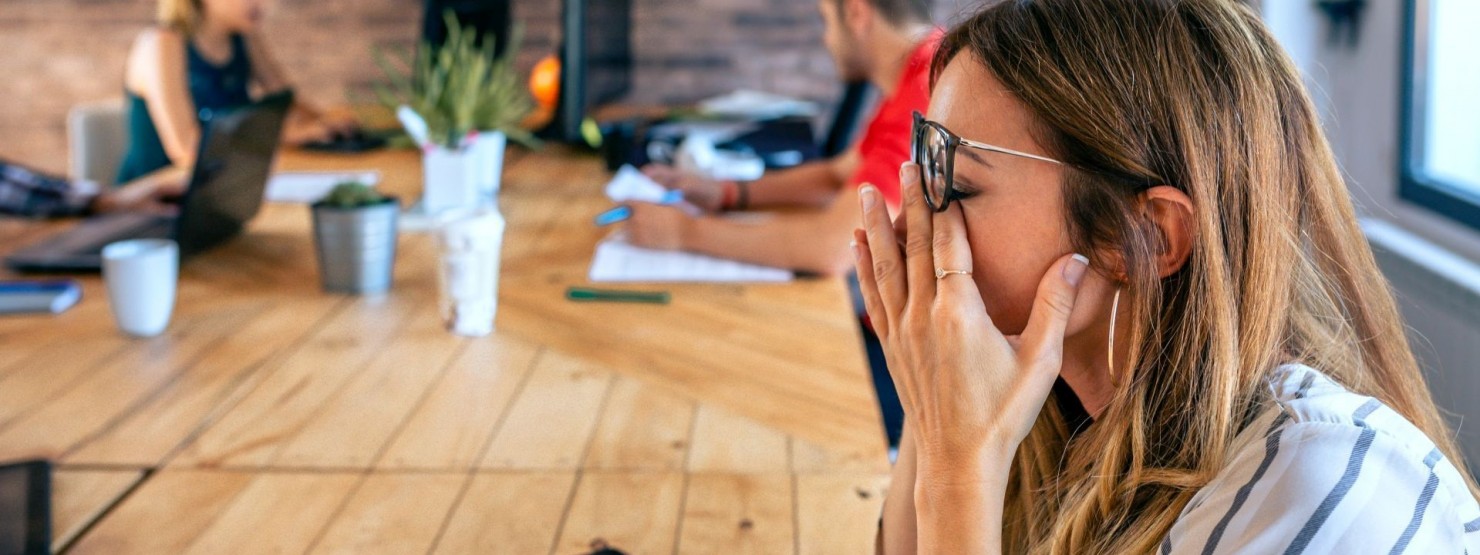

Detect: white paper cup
[436,210,505,337]
[101,239,178,338]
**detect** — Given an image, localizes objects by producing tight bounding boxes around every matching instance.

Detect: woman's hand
[92,166,188,216]
[855,164,1087,552]
[852,163,1088,476]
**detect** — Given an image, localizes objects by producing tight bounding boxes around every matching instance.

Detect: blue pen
[595,205,632,226]
[595,190,684,226]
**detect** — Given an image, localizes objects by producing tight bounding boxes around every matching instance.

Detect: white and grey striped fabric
[1162,364,1480,554]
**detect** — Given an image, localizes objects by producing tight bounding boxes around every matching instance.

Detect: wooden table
[0,147,890,554]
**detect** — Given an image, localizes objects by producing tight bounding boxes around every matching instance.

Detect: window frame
[1399,0,1480,231]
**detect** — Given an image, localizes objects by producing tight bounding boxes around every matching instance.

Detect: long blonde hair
[158,0,203,35]
[931,0,1480,552]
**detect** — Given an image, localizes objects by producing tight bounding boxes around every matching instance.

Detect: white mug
[101,239,178,338]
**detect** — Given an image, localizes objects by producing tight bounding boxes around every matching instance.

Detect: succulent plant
[319,182,389,208]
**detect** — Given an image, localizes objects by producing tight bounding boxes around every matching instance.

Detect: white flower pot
[469,131,507,199]
[422,145,478,214]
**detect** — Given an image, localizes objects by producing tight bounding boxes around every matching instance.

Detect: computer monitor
[544,0,633,143]
[422,0,513,58]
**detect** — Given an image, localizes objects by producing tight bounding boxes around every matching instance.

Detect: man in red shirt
[626,0,940,277]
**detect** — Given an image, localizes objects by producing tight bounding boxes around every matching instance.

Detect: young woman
[853,0,1480,553]
[117,0,355,183]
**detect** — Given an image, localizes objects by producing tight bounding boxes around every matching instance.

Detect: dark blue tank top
[117,33,253,184]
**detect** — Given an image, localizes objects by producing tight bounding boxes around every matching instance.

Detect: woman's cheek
[969,260,1036,334]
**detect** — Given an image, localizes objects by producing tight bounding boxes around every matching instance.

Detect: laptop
[5,91,294,272]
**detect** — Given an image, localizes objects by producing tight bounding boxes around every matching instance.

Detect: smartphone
[0,460,50,555]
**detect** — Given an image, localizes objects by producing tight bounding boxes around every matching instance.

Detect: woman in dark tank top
[118,0,357,184]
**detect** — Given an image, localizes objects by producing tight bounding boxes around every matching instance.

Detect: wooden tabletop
[0,147,890,554]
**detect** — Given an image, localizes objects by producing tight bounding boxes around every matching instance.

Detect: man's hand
[92,167,187,215]
[625,202,692,251]
[319,109,361,138]
[642,164,727,212]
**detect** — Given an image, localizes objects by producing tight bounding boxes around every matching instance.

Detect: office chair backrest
[820,81,878,158]
[68,100,127,187]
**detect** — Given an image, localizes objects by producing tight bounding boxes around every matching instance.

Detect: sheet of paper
[265,171,381,203]
[604,164,671,203]
[589,234,793,283]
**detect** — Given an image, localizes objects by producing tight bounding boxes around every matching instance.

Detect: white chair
[67,100,128,187]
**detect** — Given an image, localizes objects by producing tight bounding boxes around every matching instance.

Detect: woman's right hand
[854,163,1086,485]
[641,164,726,212]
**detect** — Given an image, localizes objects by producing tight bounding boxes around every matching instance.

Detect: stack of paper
[589,235,793,283]
[265,171,381,203]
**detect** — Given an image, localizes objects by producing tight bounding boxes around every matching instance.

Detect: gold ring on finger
[935,268,972,279]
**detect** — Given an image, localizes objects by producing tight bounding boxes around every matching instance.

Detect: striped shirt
[0,160,98,218]
[1162,364,1480,554]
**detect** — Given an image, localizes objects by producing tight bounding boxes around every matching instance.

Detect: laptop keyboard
[76,217,174,255]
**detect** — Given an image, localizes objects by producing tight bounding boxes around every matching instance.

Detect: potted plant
[374,13,537,214]
[311,182,399,294]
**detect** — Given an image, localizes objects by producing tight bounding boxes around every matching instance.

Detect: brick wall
[0,0,967,175]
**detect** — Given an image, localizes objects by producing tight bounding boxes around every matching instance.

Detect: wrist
[733,180,751,211]
[914,442,1014,497]
[84,192,110,215]
[719,180,738,211]
[913,459,1010,554]
[916,453,1009,486]
[676,212,699,251]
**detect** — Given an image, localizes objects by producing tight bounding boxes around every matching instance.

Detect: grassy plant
[374,12,538,149]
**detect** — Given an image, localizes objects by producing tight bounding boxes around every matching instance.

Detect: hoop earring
[1108,288,1122,379]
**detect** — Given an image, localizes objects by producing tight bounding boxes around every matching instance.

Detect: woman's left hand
[852,163,1088,479]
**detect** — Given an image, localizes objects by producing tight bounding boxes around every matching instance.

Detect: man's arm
[688,185,861,275]
[628,184,864,276]
[644,148,861,212]
[745,148,860,210]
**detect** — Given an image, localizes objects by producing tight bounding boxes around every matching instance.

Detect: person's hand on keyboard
[91,166,187,216]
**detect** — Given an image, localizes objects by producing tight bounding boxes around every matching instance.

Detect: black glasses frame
[910,111,1065,212]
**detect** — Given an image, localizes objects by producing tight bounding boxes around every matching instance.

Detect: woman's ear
[1140,185,1195,278]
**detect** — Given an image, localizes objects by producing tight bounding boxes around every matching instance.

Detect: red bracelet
[720,180,739,211]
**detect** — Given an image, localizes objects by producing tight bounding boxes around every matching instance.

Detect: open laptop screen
[174,90,293,258]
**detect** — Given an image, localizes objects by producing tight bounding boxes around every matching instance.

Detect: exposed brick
[0,0,961,174]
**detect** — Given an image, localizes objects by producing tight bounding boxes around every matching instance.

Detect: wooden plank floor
[2,147,890,553]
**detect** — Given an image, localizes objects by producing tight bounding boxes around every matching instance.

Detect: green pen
[565,286,671,304]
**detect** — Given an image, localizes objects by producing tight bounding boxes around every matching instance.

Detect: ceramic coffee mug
[101,238,178,337]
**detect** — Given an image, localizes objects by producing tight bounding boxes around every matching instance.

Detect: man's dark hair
[836,0,932,26]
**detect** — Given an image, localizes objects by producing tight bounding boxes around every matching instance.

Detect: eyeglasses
[911,111,1065,212]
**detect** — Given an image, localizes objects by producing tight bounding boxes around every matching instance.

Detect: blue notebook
[0,280,82,315]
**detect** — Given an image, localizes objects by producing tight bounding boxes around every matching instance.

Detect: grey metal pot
[311,198,399,294]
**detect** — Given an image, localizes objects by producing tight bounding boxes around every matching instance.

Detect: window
[1400,0,1480,230]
